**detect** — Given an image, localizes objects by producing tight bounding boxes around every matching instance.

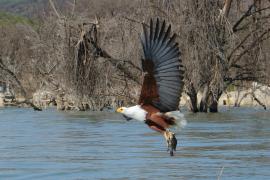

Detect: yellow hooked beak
[116,107,123,113]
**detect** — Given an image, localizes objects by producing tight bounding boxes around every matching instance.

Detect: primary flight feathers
[139,18,184,112]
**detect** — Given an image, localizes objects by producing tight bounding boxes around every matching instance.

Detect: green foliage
[0,11,36,27]
[226,84,236,92]
[0,0,29,5]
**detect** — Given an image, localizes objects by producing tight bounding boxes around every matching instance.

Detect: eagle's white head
[116,105,147,122]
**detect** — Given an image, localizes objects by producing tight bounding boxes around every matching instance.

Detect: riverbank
[181,85,270,109]
[1,85,270,110]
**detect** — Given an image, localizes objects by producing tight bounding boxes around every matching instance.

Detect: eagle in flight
[117,18,186,156]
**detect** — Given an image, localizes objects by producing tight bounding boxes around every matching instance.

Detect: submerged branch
[16,100,42,111]
[252,93,267,110]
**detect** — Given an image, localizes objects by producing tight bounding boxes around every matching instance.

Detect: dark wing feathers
[155,71,181,78]
[139,18,184,112]
[142,23,149,58]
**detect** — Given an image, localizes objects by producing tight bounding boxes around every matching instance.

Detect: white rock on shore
[0,93,4,107]
[180,84,270,108]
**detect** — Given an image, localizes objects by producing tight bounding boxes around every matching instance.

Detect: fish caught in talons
[164,130,177,156]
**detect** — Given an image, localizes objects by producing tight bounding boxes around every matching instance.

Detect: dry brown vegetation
[0,0,269,112]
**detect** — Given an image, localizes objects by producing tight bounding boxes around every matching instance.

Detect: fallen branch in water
[252,93,266,110]
[16,100,42,111]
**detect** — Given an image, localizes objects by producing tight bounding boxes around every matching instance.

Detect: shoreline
[1,86,270,110]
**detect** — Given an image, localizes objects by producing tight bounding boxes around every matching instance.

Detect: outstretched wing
[139,18,184,112]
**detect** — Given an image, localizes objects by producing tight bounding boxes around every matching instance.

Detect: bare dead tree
[172,0,270,112]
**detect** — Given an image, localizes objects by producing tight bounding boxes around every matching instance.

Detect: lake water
[0,107,269,180]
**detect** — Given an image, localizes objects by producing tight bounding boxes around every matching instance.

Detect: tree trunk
[199,84,209,112]
[234,88,241,107]
[189,94,198,113]
[209,90,223,113]
[209,94,218,112]
[187,84,198,113]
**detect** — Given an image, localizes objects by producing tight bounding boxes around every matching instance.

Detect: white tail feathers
[165,111,187,130]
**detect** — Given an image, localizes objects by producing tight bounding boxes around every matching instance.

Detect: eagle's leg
[164,130,177,156]
[145,119,178,156]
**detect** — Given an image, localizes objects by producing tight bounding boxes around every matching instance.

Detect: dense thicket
[0,0,269,111]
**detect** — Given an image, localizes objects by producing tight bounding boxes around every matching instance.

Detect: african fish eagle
[117,18,186,156]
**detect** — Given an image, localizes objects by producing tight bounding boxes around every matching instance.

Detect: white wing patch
[124,105,147,122]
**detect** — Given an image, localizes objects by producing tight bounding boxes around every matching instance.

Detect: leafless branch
[49,0,61,19]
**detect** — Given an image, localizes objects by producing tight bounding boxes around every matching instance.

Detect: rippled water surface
[0,107,269,180]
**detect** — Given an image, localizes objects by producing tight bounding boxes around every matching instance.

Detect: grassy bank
[0,11,36,26]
